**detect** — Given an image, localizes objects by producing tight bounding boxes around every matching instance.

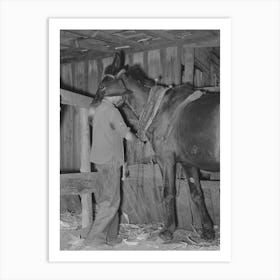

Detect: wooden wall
[60,45,220,171]
[122,164,220,229]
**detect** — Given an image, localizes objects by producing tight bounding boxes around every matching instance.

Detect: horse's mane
[126,64,155,87]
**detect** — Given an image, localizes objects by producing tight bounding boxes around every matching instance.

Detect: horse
[95,52,220,241]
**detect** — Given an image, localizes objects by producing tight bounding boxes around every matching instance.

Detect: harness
[137,86,169,141]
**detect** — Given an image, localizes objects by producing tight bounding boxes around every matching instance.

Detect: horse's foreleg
[157,159,177,241]
[183,165,215,240]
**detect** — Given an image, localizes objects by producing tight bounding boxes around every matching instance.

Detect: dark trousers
[87,157,121,243]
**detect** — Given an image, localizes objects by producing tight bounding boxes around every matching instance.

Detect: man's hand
[125,131,147,144]
[124,131,138,142]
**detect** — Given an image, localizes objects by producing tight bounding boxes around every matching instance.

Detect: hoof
[201,228,215,240]
[159,229,173,241]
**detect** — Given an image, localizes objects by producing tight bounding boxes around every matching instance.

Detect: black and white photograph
[1,0,279,279]
[59,28,221,251]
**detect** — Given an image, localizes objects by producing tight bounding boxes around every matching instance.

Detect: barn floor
[60,211,220,251]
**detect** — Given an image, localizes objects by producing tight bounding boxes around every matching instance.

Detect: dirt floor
[60,211,220,251]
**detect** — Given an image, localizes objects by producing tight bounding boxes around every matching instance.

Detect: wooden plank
[165,46,180,85]
[147,49,162,80]
[176,46,182,85]
[194,48,212,86]
[96,30,140,47]
[60,89,93,108]
[63,30,113,54]
[60,172,98,195]
[61,63,74,89]
[125,53,133,66]
[182,46,194,84]
[73,107,81,170]
[143,30,177,41]
[159,48,166,83]
[60,63,74,170]
[102,56,113,75]
[60,105,75,171]
[73,62,86,171]
[122,164,220,228]
[143,51,149,75]
[61,37,220,64]
[79,109,91,173]
[195,86,220,92]
[132,52,144,69]
[80,107,92,228]
[210,185,220,226]
[69,106,75,170]
[87,59,99,95]
[97,59,103,82]
[74,61,86,91]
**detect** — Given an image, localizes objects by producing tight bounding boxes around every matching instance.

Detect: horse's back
[174,93,220,171]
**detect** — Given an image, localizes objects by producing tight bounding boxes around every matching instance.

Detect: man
[86,89,136,247]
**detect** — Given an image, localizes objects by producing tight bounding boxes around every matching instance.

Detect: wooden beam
[60,88,93,108]
[61,37,220,64]
[60,172,98,195]
[195,86,220,92]
[96,31,139,47]
[143,30,177,41]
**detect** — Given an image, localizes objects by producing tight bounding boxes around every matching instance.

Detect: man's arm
[111,108,144,142]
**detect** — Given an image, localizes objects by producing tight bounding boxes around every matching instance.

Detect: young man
[86,91,136,247]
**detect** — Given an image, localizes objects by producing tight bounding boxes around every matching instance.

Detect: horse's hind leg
[157,157,177,241]
[183,165,215,240]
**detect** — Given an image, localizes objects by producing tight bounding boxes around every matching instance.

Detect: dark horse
[96,52,220,241]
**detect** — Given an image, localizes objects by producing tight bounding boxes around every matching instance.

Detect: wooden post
[79,108,92,228]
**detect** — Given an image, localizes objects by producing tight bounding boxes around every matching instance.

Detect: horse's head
[100,51,150,120]
[90,53,132,111]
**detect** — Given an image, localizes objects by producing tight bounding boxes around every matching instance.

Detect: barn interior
[60,30,220,250]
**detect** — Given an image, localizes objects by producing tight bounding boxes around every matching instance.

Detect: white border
[49,18,231,262]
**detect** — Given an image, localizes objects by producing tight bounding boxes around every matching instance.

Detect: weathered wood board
[60,172,98,195]
[181,46,194,84]
[121,164,220,229]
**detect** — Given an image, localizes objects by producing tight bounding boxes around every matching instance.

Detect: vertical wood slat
[73,61,92,227]
[160,48,166,83]
[80,108,92,228]
[165,46,180,85]
[88,59,99,95]
[143,51,148,75]
[194,48,211,86]
[182,46,194,84]
[147,49,162,81]
[61,63,74,171]
[125,53,133,66]
[73,62,87,170]
[73,107,80,170]
[102,56,113,75]
[132,52,144,69]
